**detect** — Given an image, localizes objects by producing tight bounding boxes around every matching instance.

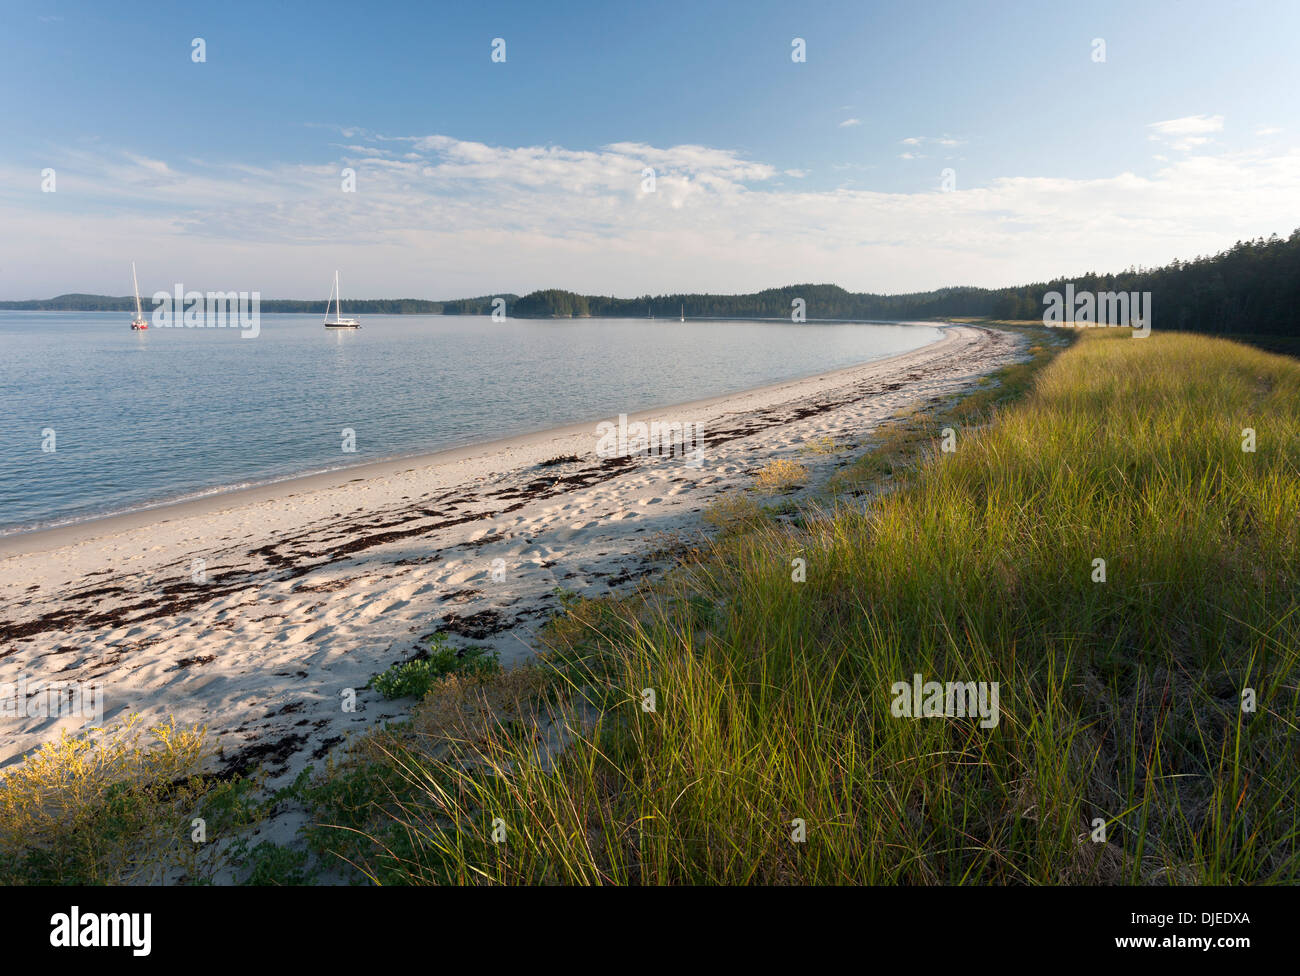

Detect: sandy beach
[0,324,1022,785]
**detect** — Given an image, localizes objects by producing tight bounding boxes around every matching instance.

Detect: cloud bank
[4,126,1299,299]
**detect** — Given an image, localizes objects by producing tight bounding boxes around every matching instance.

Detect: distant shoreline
[0,281,998,321]
[0,307,943,325]
[5,230,1297,332]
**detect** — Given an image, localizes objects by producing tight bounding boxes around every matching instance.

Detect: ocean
[0,312,942,535]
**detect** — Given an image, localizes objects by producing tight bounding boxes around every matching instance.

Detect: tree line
[5,228,1296,335]
[987,231,1300,335]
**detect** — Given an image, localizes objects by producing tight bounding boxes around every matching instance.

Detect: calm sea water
[0,312,942,535]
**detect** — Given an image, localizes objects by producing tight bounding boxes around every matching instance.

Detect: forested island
[5,230,1296,337]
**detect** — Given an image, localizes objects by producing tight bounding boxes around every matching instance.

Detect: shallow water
[0,312,942,534]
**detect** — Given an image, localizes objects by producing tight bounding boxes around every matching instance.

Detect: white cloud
[124,153,171,175]
[900,135,964,152]
[3,133,1299,298]
[1147,114,1224,151]
[839,118,862,128]
[1256,126,1282,136]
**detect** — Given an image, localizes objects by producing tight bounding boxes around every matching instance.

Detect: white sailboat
[680,303,685,322]
[323,270,361,329]
[130,262,148,330]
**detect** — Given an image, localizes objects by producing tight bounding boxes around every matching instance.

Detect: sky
[1,0,1298,300]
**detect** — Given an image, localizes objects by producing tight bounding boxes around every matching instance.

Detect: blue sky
[2,0,1298,298]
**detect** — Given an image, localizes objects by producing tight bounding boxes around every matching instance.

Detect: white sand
[0,325,1022,785]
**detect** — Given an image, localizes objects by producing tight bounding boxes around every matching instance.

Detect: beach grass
[752,457,810,492]
[298,328,1300,884]
[0,716,263,884]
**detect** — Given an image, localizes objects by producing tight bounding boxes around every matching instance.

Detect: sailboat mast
[132,262,142,319]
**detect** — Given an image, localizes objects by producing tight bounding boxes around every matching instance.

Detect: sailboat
[130,262,148,330]
[323,270,361,329]
[680,304,685,322]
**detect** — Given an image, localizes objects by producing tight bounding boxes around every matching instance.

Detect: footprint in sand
[384,583,418,602]
[282,624,334,645]
[351,594,421,620]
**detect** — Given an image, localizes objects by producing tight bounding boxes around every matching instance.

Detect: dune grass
[0,716,263,884]
[299,328,1299,885]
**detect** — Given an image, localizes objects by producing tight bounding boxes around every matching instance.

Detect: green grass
[305,329,1299,884]
[831,331,1066,491]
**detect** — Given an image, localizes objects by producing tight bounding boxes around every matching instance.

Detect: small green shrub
[371,636,500,700]
[238,841,314,886]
